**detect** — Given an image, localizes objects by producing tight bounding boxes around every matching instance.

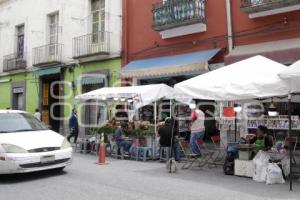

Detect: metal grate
[152,0,206,31]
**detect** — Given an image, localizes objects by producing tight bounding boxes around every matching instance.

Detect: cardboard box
[234,159,254,178]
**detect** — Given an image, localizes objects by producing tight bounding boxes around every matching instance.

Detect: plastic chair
[196,139,216,168]
[178,139,189,160]
[111,144,124,159]
[210,135,226,165]
[130,139,140,161]
[137,147,153,162]
[285,136,298,164]
[181,142,202,169]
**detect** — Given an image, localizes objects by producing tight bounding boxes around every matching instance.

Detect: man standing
[34,108,41,121]
[190,107,205,154]
[158,118,180,161]
[67,108,79,143]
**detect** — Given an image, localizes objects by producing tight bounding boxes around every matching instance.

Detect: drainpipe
[226,0,233,52]
[121,0,128,66]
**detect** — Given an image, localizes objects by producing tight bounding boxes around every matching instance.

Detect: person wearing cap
[189,105,205,155]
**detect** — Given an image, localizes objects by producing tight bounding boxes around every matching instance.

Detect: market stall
[279,60,300,190]
[174,55,297,188]
[75,83,181,159]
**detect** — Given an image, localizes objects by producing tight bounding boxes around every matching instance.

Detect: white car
[0,110,72,174]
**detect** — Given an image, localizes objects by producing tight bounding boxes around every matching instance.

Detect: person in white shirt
[34,108,41,121]
[190,108,205,154]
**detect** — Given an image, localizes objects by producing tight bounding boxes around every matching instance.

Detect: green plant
[127,128,155,138]
[93,126,117,135]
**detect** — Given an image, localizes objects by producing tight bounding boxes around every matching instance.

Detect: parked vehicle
[0,110,72,174]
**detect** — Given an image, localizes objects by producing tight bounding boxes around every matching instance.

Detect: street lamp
[120,97,126,102]
[268,102,278,117]
[234,103,242,113]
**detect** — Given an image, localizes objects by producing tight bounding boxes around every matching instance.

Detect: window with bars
[48,13,59,55]
[16,25,24,58]
[91,0,105,43]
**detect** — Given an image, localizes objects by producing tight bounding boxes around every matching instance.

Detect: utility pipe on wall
[226,0,233,52]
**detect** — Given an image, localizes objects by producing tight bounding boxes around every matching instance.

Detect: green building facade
[0,58,121,135]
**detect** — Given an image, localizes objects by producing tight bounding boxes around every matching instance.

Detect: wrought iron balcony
[3,53,27,72]
[33,43,63,66]
[73,31,110,58]
[152,0,206,31]
[241,0,300,14]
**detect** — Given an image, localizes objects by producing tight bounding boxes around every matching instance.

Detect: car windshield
[0,113,48,133]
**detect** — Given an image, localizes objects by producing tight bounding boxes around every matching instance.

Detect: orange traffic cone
[97,133,107,165]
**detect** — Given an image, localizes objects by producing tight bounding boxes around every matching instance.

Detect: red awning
[225,38,300,65]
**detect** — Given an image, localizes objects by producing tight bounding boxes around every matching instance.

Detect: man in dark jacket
[67,108,79,143]
[158,118,180,161]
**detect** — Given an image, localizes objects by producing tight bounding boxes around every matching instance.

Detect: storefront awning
[80,76,105,85]
[32,66,61,77]
[121,48,221,78]
[225,38,300,65]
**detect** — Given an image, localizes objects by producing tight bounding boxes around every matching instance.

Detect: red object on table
[223,107,235,117]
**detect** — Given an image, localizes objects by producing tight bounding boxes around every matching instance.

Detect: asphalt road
[1,153,300,200]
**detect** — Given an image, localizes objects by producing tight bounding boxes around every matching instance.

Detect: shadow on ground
[0,169,67,184]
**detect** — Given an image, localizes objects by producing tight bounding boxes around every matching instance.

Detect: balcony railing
[152,0,206,31]
[33,43,63,66]
[241,0,300,13]
[3,53,27,72]
[73,31,110,58]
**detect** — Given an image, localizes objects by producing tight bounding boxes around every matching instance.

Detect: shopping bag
[253,150,270,182]
[266,163,285,185]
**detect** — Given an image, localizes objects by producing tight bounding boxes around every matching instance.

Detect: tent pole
[154,101,157,160]
[288,94,293,191]
[234,112,237,142]
[169,99,172,118]
[154,101,157,134]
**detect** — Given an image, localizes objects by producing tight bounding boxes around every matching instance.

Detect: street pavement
[1,153,300,200]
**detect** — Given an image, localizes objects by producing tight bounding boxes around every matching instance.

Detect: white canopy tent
[174,55,289,101]
[75,84,177,109]
[75,84,180,159]
[174,55,297,190]
[278,60,300,191]
[279,60,300,93]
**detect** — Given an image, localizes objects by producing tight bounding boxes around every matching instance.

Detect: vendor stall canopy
[75,84,187,109]
[175,55,290,101]
[279,60,300,93]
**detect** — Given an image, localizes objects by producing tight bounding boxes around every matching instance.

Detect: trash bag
[253,150,270,182]
[266,163,285,185]
[223,152,238,175]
